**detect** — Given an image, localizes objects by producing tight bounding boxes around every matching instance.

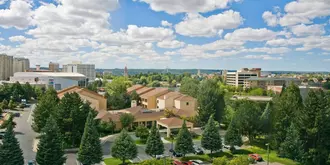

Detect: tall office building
[224,68,261,87]
[0,54,13,80]
[13,57,30,73]
[63,61,95,81]
[49,62,59,72]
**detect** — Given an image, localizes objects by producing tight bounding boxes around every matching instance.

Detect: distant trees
[36,116,66,165]
[111,129,138,164]
[106,77,131,110]
[175,121,194,157]
[179,77,199,98]
[145,125,164,157]
[201,116,222,154]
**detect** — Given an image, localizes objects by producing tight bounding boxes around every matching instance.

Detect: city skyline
[0,0,330,71]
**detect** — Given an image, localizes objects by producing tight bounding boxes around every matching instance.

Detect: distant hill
[96,68,221,76]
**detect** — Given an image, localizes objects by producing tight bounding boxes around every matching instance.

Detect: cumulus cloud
[244,47,291,54]
[136,0,240,14]
[244,55,283,60]
[262,11,279,27]
[9,35,27,42]
[175,10,243,37]
[126,25,174,42]
[0,0,33,29]
[290,24,325,37]
[157,40,185,49]
[0,0,7,5]
[161,20,172,27]
[224,28,277,41]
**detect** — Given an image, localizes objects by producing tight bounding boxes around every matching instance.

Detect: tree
[201,115,222,154]
[22,82,35,100]
[260,102,272,136]
[225,117,242,152]
[164,108,176,118]
[8,99,15,110]
[0,118,24,165]
[120,113,135,129]
[130,90,141,105]
[278,123,304,162]
[135,125,149,143]
[36,116,66,165]
[106,77,131,110]
[212,157,228,165]
[111,129,138,164]
[78,111,103,165]
[322,81,330,89]
[248,88,265,96]
[175,120,194,157]
[197,79,225,125]
[1,99,8,109]
[32,87,59,132]
[179,77,199,98]
[228,156,249,165]
[145,125,164,157]
[97,120,116,136]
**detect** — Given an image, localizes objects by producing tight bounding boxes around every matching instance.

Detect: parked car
[173,160,193,165]
[190,160,205,165]
[156,154,165,160]
[193,145,204,155]
[248,154,263,161]
[170,149,183,157]
[222,143,230,149]
[14,113,20,117]
[27,160,36,165]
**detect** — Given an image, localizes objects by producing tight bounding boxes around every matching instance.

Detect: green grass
[193,135,202,140]
[104,158,131,165]
[135,139,146,145]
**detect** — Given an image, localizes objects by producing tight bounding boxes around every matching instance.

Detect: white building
[62,61,95,82]
[13,58,30,73]
[9,72,87,90]
[224,68,261,87]
[0,54,13,80]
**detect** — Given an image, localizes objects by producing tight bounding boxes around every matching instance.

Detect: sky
[0,0,330,71]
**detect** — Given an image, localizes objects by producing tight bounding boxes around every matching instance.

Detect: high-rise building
[124,65,128,77]
[224,68,261,87]
[49,62,59,72]
[13,57,30,73]
[0,54,13,80]
[63,61,95,81]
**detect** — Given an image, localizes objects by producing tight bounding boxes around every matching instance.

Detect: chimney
[164,94,167,100]
[36,65,40,71]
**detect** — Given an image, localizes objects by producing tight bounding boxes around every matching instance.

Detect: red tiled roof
[140,88,168,98]
[135,87,155,95]
[174,95,196,102]
[157,91,182,100]
[127,85,144,93]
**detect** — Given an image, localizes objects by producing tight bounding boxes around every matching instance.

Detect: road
[14,104,37,164]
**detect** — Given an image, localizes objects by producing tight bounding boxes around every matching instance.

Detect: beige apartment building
[224,68,261,87]
[0,54,13,80]
[156,91,182,109]
[49,62,60,72]
[63,61,96,81]
[13,58,29,73]
[244,77,301,89]
[140,88,169,109]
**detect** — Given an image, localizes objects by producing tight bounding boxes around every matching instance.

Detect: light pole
[266,143,270,165]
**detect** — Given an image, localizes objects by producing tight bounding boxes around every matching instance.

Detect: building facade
[224,68,261,87]
[244,77,301,89]
[13,58,29,73]
[63,61,95,81]
[49,62,59,72]
[0,54,13,80]
[140,88,169,109]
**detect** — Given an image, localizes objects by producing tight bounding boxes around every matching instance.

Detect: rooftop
[127,84,144,93]
[157,117,193,128]
[13,72,86,78]
[135,87,155,95]
[246,77,300,81]
[140,88,168,98]
[157,91,182,100]
[175,95,196,101]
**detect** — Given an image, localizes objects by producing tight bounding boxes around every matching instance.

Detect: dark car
[193,145,204,155]
[170,149,183,157]
[14,113,21,117]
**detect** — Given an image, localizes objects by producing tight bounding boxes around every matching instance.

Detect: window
[157,100,159,103]
[186,102,189,106]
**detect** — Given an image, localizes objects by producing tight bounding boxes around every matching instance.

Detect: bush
[135,126,149,143]
[18,103,25,109]
[213,157,228,165]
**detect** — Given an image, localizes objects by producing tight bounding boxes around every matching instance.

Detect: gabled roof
[127,85,144,93]
[174,95,196,102]
[116,106,165,122]
[170,108,197,118]
[157,91,182,100]
[135,87,155,95]
[140,88,168,98]
[157,117,193,128]
[95,110,120,122]
[57,86,105,99]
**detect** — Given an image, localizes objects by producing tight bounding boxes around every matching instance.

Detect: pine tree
[1,118,24,165]
[36,115,66,165]
[279,123,304,162]
[145,124,164,157]
[111,129,137,164]
[175,120,194,157]
[201,115,222,154]
[225,117,242,152]
[260,102,272,135]
[32,87,59,132]
[78,111,103,165]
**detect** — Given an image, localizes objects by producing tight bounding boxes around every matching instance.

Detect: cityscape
[1,0,330,165]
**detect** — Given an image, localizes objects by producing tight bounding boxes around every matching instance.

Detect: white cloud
[0,0,7,5]
[9,35,27,42]
[224,28,277,41]
[164,51,177,56]
[157,40,185,49]
[175,10,243,37]
[161,20,172,27]
[262,11,279,27]
[0,38,4,41]
[126,25,174,42]
[244,55,283,60]
[137,0,240,14]
[244,47,291,54]
[0,0,33,29]
[291,24,325,36]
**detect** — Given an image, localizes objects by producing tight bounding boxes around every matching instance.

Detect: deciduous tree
[135,125,149,143]
[120,113,135,129]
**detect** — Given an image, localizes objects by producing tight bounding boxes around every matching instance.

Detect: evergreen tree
[78,111,103,165]
[32,87,59,132]
[175,120,194,156]
[201,115,222,154]
[0,118,24,165]
[197,79,225,125]
[145,125,164,157]
[111,129,138,164]
[260,102,272,135]
[2,99,8,109]
[8,99,15,110]
[278,123,304,162]
[225,117,243,152]
[36,116,66,165]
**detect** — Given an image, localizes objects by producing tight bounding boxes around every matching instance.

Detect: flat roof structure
[157,117,193,137]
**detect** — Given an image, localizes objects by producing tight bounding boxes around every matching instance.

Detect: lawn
[135,139,146,145]
[104,158,131,165]
[164,135,202,142]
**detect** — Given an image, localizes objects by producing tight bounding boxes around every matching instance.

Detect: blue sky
[0,0,330,71]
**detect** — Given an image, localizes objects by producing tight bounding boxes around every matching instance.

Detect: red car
[248,154,263,161]
[173,160,193,165]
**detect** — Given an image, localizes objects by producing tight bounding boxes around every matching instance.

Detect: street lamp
[266,143,270,165]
